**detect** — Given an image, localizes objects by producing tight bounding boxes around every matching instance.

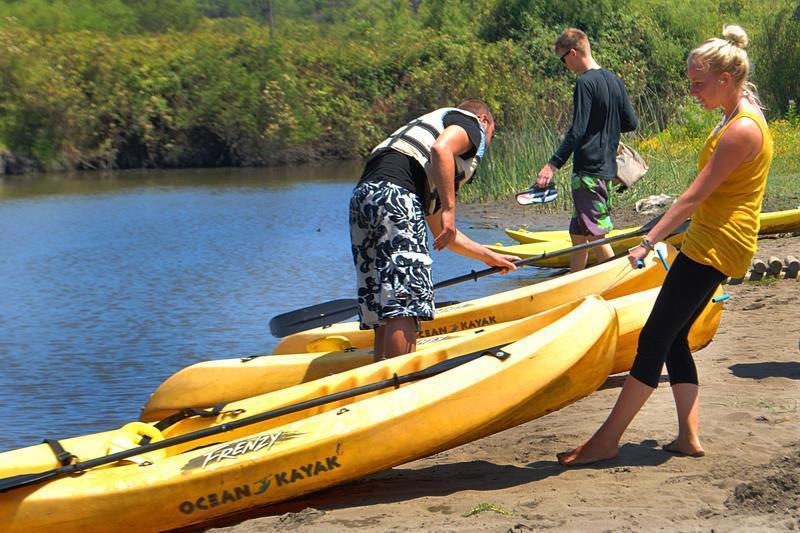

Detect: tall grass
[460,112,565,211]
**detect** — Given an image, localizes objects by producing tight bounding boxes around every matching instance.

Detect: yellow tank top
[681,110,773,278]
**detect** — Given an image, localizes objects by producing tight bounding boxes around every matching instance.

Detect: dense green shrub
[0,0,797,173]
[752,7,800,117]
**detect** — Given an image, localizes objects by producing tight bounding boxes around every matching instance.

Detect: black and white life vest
[366,108,487,214]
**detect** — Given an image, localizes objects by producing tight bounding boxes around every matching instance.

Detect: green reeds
[460,112,564,211]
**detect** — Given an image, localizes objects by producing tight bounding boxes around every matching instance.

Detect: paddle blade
[269,298,358,338]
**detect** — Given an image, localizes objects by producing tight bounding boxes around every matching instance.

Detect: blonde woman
[558,25,773,466]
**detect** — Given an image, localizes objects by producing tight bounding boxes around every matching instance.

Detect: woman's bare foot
[556,440,619,466]
[662,439,705,458]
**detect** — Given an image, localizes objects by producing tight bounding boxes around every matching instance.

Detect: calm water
[0,163,549,452]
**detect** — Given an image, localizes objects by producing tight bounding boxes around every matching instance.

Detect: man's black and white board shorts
[349,180,434,330]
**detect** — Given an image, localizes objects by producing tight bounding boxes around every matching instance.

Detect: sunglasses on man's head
[560,49,572,64]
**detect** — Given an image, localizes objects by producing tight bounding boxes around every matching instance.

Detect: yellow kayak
[505,208,800,245]
[0,296,618,532]
[504,226,606,243]
[486,234,684,268]
[273,243,679,354]
[141,304,560,421]
[142,283,724,418]
[759,208,800,234]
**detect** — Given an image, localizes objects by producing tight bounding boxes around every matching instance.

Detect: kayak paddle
[269,212,684,338]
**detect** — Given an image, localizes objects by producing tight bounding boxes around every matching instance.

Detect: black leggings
[629,252,726,388]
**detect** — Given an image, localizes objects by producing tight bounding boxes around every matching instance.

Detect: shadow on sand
[729,362,800,380]
[176,440,673,531]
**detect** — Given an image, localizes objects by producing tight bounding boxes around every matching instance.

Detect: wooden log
[745,270,764,282]
[751,258,767,274]
[768,256,783,276]
[744,270,785,281]
[785,255,799,278]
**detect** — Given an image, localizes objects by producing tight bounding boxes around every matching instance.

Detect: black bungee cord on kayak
[42,439,79,467]
[138,403,246,445]
[0,346,510,493]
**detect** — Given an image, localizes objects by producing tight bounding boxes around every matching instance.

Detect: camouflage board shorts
[349,181,434,330]
[569,172,614,236]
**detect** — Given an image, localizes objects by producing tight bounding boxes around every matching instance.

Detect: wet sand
[207,201,800,532]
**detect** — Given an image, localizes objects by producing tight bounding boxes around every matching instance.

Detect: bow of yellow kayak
[0,297,618,532]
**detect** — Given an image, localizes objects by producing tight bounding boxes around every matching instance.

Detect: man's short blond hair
[553,28,590,55]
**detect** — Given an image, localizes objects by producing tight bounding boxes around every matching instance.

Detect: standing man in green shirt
[535,28,639,272]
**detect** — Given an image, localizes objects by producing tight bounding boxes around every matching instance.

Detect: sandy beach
[203,201,800,532]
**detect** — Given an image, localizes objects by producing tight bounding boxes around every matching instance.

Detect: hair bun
[723,24,748,48]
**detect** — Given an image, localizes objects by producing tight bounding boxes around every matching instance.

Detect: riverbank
[201,202,800,532]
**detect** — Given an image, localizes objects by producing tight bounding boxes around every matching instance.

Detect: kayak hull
[505,226,634,244]
[141,302,575,421]
[759,209,800,234]
[0,297,619,532]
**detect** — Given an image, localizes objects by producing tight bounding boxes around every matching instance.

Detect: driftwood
[751,258,767,274]
[725,256,800,284]
[768,256,783,276]
[785,255,799,278]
